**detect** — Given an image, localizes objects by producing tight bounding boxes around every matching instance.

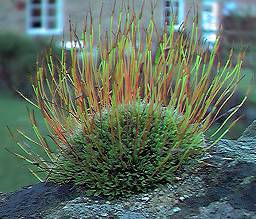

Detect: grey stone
[141,196,150,202]
[172,207,181,213]
[118,211,147,219]
[179,196,185,202]
[1,121,256,219]
[190,201,256,219]
[240,120,256,139]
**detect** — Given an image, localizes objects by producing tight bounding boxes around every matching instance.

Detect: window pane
[48,0,56,4]
[165,10,171,17]
[203,5,212,12]
[32,21,42,28]
[165,1,170,7]
[28,0,61,33]
[32,0,41,4]
[174,1,179,7]
[202,3,218,31]
[48,8,56,16]
[164,1,181,26]
[31,8,41,16]
[48,20,56,29]
[174,7,179,17]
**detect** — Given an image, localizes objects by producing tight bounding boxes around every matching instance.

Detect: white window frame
[223,2,236,16]
[164,0,184,30]
[202,1,219,32]
[201,0,219,46]
[26,0,63,35]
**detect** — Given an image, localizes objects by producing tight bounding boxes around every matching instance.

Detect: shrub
[0,33,57,97]
[14,3,245,199]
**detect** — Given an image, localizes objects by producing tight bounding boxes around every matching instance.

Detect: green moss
[49,101,204,199]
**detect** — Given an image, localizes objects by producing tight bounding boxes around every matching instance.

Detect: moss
[49,101,204,199]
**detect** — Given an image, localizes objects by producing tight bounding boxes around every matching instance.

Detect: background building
[0,0,255,45]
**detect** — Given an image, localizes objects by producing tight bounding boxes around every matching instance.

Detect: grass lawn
[239,68,256,103]
[0,92,46,192]
[208,67,256,140]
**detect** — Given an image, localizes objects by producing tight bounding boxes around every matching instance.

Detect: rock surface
[0,122,256,219]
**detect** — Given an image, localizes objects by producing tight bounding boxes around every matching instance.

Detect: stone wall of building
[0,0,200,39]
[0,0,256,39]
[0,0,166,39]
[62,0,164,41]
[0,0,26,34]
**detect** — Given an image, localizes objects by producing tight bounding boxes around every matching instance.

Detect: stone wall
[62,0,164,41]
[0,0,197,39]
[0,0,26,34]
[0,120,255,218]
[0,0,165,38]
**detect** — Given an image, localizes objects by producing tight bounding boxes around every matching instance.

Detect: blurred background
[0,0,255,193]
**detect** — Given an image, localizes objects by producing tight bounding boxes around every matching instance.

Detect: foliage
[0,33,57,97]
[0,92,44,192]
[14,2,245,199]
[49,101,203,197]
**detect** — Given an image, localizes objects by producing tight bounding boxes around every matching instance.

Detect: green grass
[239,68,256,103]
[0,92,45,192]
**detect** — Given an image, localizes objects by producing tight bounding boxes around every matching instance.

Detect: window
[202,1,218,32]
[201,1,219,47]
[164,0,184,30]
[26,0,62,35]
[222,2,236,16]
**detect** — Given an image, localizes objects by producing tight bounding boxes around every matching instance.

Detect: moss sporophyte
[12,2,245,199]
